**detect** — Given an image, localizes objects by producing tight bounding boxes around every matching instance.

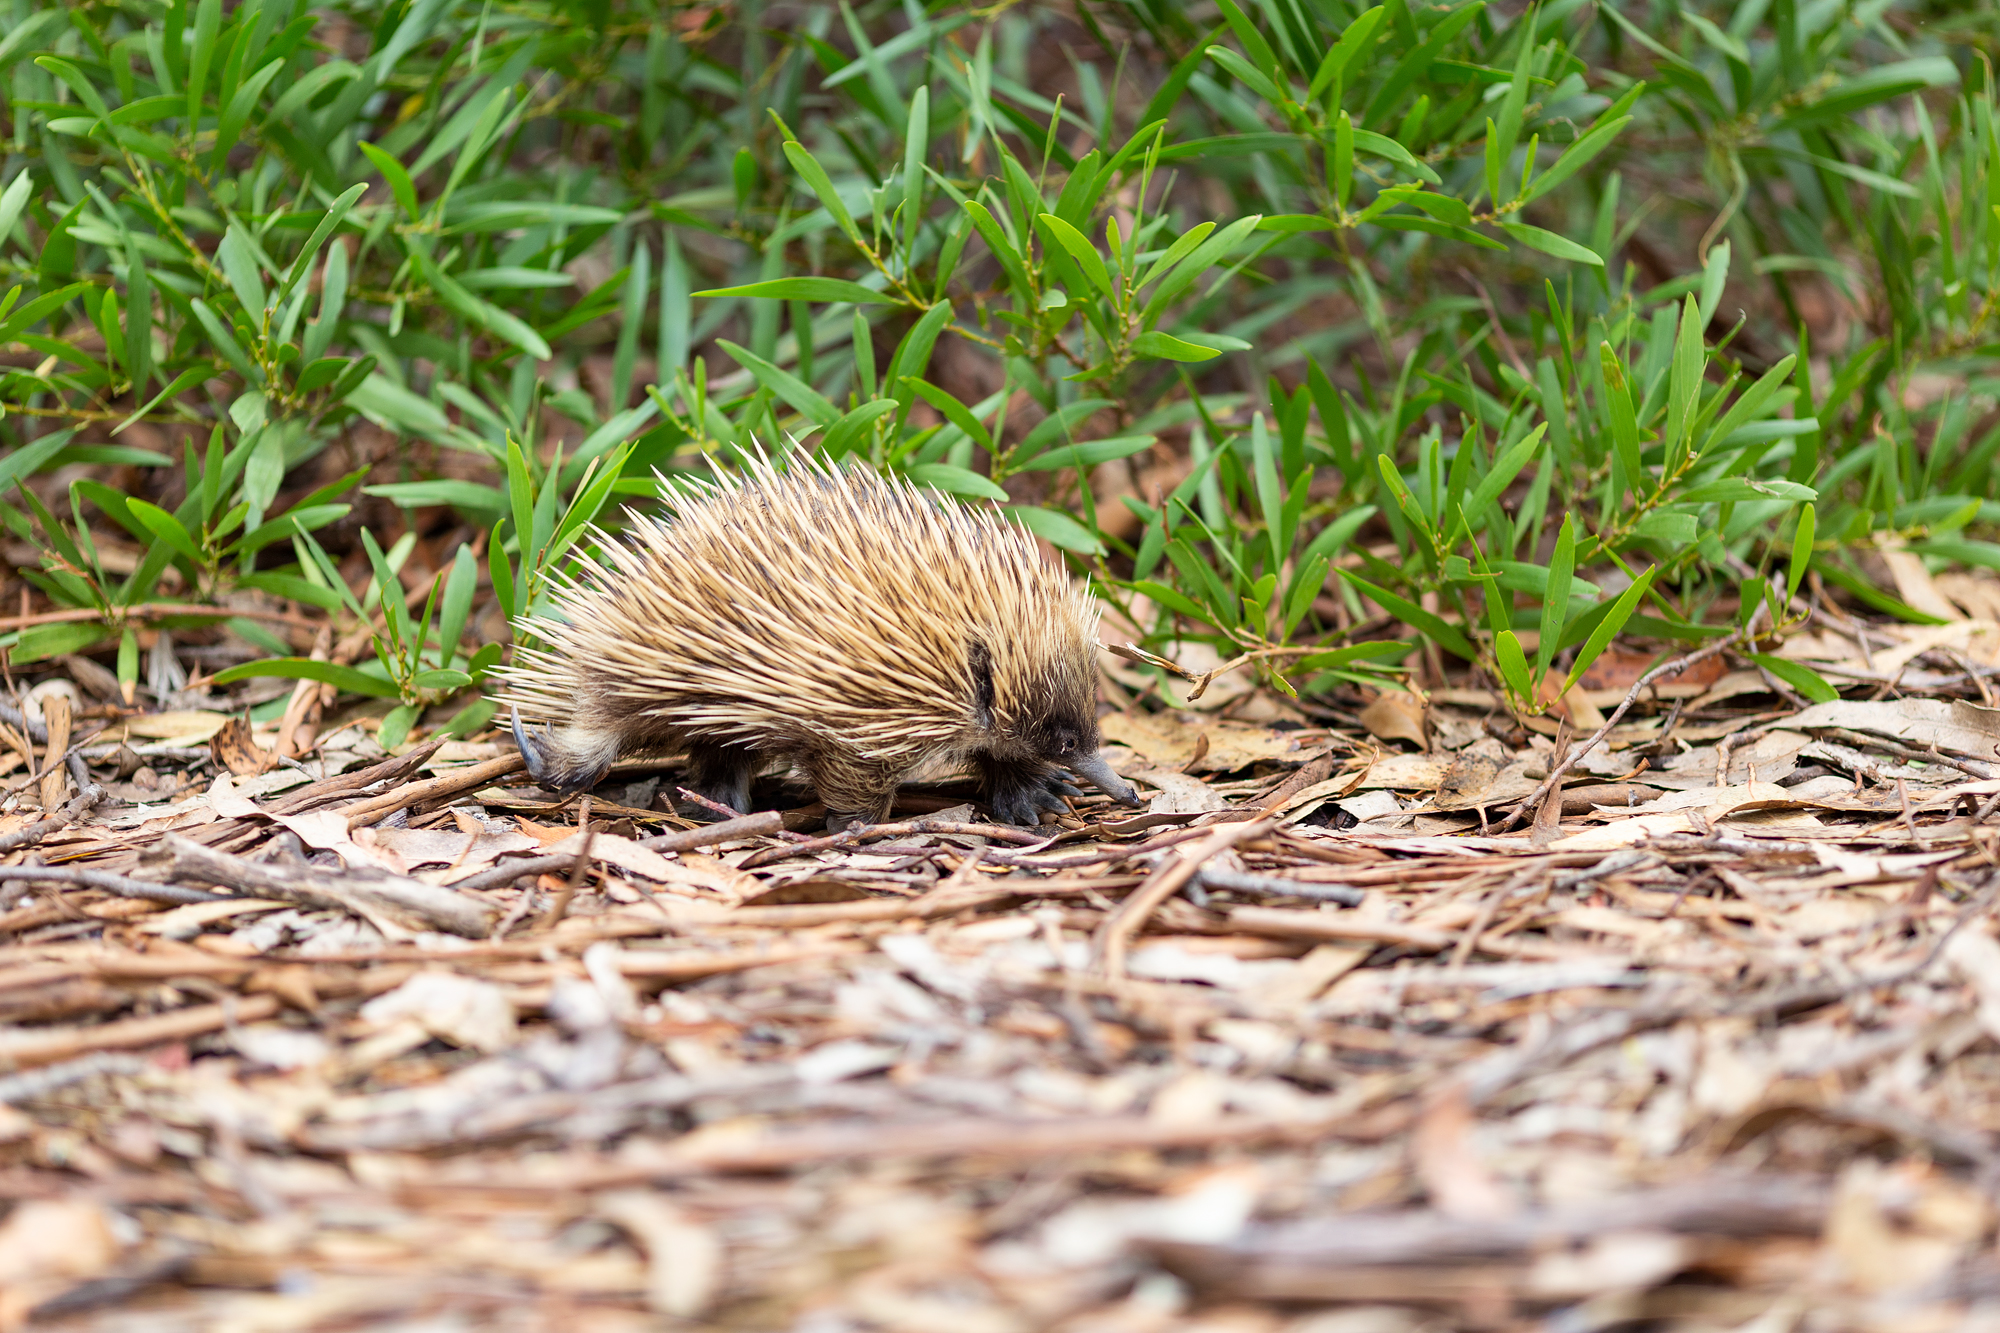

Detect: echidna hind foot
[679,741,759,820]
[511,710,620,793]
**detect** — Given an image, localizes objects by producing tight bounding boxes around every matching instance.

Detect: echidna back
[497,457,1099,765]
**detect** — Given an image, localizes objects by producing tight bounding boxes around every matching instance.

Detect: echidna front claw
[509,708,552,784]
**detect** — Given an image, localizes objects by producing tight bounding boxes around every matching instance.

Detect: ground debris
[6,609,2000,1329]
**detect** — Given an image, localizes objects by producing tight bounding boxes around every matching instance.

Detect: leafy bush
[0,0,1990,718]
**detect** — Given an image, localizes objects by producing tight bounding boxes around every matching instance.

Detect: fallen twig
[737,816,1043,870]
[0,863,225,912]
[1194,865,1366,906]
[0,1052,147,1104]
[338,753,526,828]
[0,994,282,1069]
[0,780,107,859]
[156,833,494,937]
[1494,620,1758,833]
[1093,816,1272,978]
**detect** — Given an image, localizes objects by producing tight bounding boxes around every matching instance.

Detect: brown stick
[448,811,788,895]
[38,694,70,812]
[276,625,333,759]
[612,939,869,980]
[539,796,595,931]
[736,816,1042,870]
[338,753,525,828]
[546,1107,1407,1191]
[158,833,494,938]
[0,603,321,632]
[0,994,281,1069]
[0,782,108,859]
[1228,904,1582,961]
[0,863,224,908]
[1493,621,1756,834]
[1092,816,1272,979]
[638,809,785,851]
[269,736,448,815]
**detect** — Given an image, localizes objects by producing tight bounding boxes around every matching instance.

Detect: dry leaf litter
[6,573,2000,1330]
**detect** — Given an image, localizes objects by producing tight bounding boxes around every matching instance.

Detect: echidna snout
[492,457,1143,829]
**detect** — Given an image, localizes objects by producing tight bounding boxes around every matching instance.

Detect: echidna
[493,455,1140,829]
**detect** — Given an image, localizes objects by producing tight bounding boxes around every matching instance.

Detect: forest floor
[5,569,2000,1331]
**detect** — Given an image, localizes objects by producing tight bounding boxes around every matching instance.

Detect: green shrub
[0,0,1990,715]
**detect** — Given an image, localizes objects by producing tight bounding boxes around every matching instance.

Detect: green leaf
[1535,515,1576,681]
[233,571,341,611]
[1776,57,1959,129]
[378,702,421,750]
[127,500,204,565]
[280,182,368,296]
[212,57,283,167]
[1141,214,1263,324]
[412,250,552,361]
[1521,114,1635,206]
[0,431,76,495]
[442,202,623,233]
[1205,45,1288,110]
[1017,436,1156,471]
[1748,653,1839,704]
[1456,424,1545,539]
[0,282,91,343]
[357,140,420,222]
[1375,453,1433,535]
[0,172,33,255]
[1494,629,1533,702]
[1788,503,1816,604]
[779,137,862,247]
[185,0,221,120]
[884,301,954,420]
[961,199,1033,301]
[823,398,898,460]
[1035,213,1115,299]
[441,696,499,738]
[695,277,895,304]
[365,480,507,513]
[1678,478,1817,504]
[217,224,269,316]
[1497,222,1603,265]
[1370,214,1508,250]
[907,462,1007,501]
[1490,4,1537,198]
[716,339,840,428]
[1005,504,1104,555]
[1634,510,1697,545]
[295,356,351,393]
[1561,566,1658,696]
[905,381,993,453]
[1307,6,1385,103]
[36,55,110,121]
[1338,569,1478,661]
[1132,330,1221,362]
[1125,578,1210,623]
[1599,344,1643,505]
[188,299,261,384]
[347,374,452,440]
[1699,354,1797,453]
[1351,129,1441,185]
[12,622,110,663]
[1138,220,1217,288]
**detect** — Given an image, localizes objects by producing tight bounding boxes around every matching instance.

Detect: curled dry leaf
[209,716,279,777]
